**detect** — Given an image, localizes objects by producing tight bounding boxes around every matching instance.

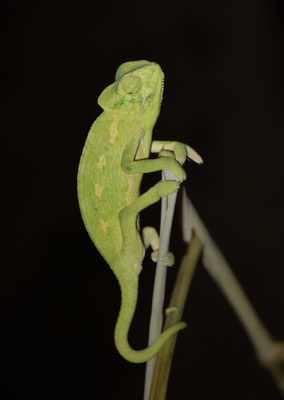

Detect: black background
[1,1,284,399]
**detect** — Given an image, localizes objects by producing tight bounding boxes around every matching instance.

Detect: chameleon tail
[114,272,186,363]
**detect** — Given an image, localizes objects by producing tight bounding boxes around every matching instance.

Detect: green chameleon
[77,60,202,363]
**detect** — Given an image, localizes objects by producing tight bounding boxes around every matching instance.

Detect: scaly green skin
[78,60,200,363]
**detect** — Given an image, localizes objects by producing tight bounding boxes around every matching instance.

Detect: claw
[186,145,203,164]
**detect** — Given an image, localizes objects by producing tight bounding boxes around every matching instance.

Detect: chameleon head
[98,60,164,121]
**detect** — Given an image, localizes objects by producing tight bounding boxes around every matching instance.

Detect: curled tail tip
[115,320,187,364]
[176,321,187,329]
[178,321,187,330]
[166,320,187,336]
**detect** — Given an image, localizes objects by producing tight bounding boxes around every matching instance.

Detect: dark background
[1,1,284,399]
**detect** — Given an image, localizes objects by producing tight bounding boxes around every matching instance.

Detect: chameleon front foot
[154,180,181,197]
[151,140,203,166]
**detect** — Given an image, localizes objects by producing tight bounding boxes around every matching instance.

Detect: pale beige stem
[144,170,178,400]
[182,190,284,370]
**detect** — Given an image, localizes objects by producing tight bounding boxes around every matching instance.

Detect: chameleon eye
[117,75,141,96]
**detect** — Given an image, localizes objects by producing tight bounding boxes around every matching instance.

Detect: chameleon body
[77,60,202,363]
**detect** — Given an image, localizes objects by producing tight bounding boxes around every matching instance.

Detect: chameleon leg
[118,180,180,256]
[121,134,187,182]
[143,226,175,266]
[143,226,159,252]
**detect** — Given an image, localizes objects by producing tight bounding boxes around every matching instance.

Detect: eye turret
[117,75,141,96]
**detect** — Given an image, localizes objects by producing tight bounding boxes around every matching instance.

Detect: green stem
[149,234,203,400]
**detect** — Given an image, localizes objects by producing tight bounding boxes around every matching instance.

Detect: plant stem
[144,170,179,400]
[182,190,284,394]
[149,234,203,400]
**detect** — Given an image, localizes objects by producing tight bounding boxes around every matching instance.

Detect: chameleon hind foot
[142,226,175,266]
[150,250,175,266]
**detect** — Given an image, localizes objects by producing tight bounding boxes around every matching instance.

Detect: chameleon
[77,60,202,363]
